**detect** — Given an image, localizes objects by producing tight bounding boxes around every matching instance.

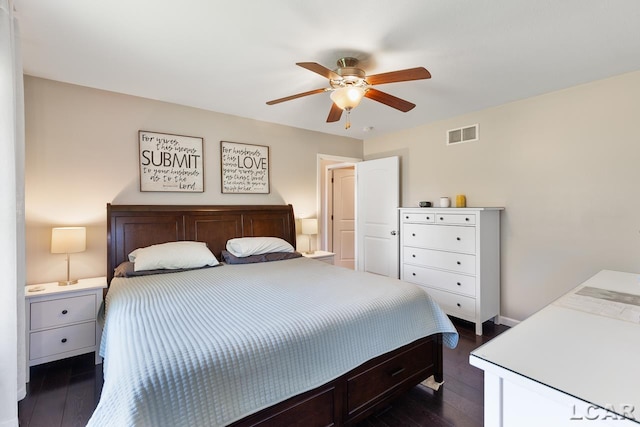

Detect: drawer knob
[405,216,409,219]
[456,237,461,241]
[61,310,68,315]
[457,303,461,307]
[456,261,461,265]
[440,217,444,221]
[412,254,416,258]
[412,273,416,276]
[457,282,461,286]
[426,216,430,220]
[61,338,67,343]
[412,233,416,237]
[465,217,470,221]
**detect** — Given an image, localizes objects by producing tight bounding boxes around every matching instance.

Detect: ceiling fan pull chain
[345,109,351,129]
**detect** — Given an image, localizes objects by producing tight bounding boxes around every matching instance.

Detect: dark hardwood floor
[18,318,508,427]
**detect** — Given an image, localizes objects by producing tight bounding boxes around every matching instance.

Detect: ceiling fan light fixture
[330,86,365,110]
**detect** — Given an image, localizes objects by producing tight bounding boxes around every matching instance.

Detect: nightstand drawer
[404,265,476,297]
[29,321,96,360]
[30,294,96,330]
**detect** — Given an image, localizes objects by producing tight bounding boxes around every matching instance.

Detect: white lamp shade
[301,218,318,235]
[330,86,365,110]
[51,227,86,254]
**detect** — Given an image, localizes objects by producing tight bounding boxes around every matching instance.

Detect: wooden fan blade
[366,67,431,86]
[365,88,416,112]
[266,88,326,105]
[326,103,343,122]
[297,62,341,80]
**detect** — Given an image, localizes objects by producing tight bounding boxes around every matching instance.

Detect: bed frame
[106,204,444,426]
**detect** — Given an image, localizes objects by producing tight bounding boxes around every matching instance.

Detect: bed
[89,204,458,426]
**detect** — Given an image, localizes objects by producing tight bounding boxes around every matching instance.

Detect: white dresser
[399,207,503,335]
[25,277,107,382]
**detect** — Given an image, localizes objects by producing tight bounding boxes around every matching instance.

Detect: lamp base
[58,279,78,286]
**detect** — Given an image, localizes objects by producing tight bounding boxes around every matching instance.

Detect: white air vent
[447,124,479,145]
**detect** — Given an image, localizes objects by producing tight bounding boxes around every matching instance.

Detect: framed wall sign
[139,130,204,192]
[220,141,270,194]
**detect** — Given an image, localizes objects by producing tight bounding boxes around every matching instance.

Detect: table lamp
[51,226,86,286]
[301,218,318,254]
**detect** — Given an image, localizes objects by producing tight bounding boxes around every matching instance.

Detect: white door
[332,167,355,269]
[355,156,400,277]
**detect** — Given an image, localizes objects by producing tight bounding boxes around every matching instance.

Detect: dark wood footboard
[231,334,443,427]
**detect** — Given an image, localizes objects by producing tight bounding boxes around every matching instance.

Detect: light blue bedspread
[88,257,458,426]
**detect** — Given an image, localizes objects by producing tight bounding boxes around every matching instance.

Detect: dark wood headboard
[106,204,297,284]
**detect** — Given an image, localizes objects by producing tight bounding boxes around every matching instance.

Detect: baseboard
[498,315,520,328]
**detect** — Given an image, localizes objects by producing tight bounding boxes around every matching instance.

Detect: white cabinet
[302,250,335,265]
[470,270,640,426]
[399,207,502,335]
[25,277,107,382]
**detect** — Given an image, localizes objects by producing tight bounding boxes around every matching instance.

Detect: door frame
[316,154,361,251]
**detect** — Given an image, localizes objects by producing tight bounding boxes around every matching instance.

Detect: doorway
[317,154,360,269]
[317,154,400,276]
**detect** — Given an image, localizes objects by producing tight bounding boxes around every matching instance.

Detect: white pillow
[226,237,294,258]
[129,241,219,271]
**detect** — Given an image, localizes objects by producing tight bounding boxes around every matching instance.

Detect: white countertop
[470,270,640,422]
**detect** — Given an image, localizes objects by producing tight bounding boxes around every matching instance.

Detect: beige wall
[364,70,640,321]
[24,77,362,285]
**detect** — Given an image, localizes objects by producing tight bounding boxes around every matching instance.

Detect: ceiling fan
[266,57,431,129]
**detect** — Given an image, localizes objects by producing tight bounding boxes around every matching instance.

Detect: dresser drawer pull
[426,216,430,220]
[412,254,416,258]
[61,338,67,343]
[390,367,406,377]
[412,233,416,237]
[457,282,461,286]
[465,217,470,221]
[456,237,461,241]
[457,303,461,307]
[412,273,416,276]
[439,217,444,221]
[62,310,68,315]
[456,261,461,265]
[405,215,409,219]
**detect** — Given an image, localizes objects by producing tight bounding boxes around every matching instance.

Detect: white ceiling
[13,0,640,140]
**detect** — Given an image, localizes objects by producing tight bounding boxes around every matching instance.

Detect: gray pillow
[221,250,302,265]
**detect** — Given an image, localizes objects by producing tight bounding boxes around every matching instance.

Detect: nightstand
[25,277,107,382]
[302,250,335,265]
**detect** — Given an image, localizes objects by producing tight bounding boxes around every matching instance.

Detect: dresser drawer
[30,294,96,330]
[423,287,476,320]
[401,212,435,223]
[404,264,476,297]
[403,246,475,275]
[435,213,476,225]
[29,321,96,360]
[404,223,476,254]
[347,338,434,414]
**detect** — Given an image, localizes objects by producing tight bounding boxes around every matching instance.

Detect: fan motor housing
[332,57,366,87]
